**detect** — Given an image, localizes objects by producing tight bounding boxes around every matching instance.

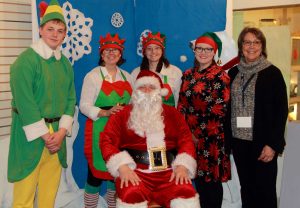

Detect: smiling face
[242,32,262,63]
[101,48,121,66]
[144,43,163,64]
[39,20,66,50]
[194,43,215,69]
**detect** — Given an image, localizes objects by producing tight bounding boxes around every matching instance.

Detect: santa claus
[100,70,200,208]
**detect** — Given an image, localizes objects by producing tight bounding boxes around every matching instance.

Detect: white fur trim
[106,151,137,178]
[59,114,74,136]
[170,194,200,208]
[134,76,161,90]
[146,130,165,148]
[31,39,61,60]
[116,198,148,208]
[172,153,197,179]
[160,87,169,96]
[23,119,49,141]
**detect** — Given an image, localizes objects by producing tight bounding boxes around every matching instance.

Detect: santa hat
[134,70,169,96]
[39,0,65,26]
[195,32,222,65]
[142,32,166,52]
[99,33,125,52]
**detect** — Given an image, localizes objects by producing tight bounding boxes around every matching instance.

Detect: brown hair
[140,55,170,73]
[237,27,267,58]
[40,19,66,30]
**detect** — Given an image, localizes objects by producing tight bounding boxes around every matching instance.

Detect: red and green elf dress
[80,66,132,179]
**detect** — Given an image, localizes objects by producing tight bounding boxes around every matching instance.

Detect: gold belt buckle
[148,146,168,171]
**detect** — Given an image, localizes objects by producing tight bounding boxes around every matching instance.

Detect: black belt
[124,148,177,168]
[98,106,113,110]
[44,117,60,123]
[12,107,61,123]
[99,104,126,110]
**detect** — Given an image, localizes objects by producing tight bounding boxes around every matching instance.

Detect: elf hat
[195,32,222,65]
[99,33,125,52]
[134,70,169,96]
[39,0,65,26]
[142,32,166,51]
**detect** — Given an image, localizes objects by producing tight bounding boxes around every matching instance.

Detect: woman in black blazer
[225,27,288,208]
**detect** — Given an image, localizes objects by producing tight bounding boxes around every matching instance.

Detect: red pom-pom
[39,1,48,18]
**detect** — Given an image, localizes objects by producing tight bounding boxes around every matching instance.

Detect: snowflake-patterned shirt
[178,63,231,182]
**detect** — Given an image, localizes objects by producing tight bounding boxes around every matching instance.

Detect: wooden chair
[148,201,162,208]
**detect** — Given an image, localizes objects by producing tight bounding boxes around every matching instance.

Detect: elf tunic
[8,40,76,182]
[178,63,231,183]
[131,64,182,107]
[80,66,132,180]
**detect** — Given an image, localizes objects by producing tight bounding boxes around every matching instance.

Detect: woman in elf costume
[131,32,182,107]
[8,0,76,207]
[79,33,133,208]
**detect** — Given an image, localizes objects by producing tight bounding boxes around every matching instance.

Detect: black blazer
[225,64,288,156]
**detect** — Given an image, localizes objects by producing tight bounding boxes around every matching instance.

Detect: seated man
[100,70,200,208]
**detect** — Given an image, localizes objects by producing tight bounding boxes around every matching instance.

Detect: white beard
[128,89,164,138]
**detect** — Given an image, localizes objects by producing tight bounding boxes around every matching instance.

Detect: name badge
[237,117,252,128]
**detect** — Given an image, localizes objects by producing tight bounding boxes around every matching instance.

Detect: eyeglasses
[194,47,214,54]
[103,48,120,54]
[242,40,261,47]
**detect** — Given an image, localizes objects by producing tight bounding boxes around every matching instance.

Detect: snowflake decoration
[203,150,210,157]
[215,98,223,104]
[61,2,93,65]
[137,29,151,57]
[185,90,191,97]
[200,123,206,129]
[214,82,221,89]
[205,95,213,102]
[111,12,124,28]
[198,170,204,177]
[188,106,194,113]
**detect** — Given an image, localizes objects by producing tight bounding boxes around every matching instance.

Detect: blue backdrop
[36,0,227,188]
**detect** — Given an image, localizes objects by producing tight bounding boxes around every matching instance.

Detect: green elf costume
[8,0,76,207]
[79,33,132,208]
[131,32,182,107]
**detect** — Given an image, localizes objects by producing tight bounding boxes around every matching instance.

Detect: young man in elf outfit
[131,32,182,107]
[100,70,200,208]
[79,33,133,208]
[8,0,76,207]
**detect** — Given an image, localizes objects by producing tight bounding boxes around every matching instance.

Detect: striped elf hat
[39,0,65,26]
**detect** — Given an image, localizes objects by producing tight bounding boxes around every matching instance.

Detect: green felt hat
[40,0,65,26]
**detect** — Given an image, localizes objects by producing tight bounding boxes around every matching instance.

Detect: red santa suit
[100,103,200,208]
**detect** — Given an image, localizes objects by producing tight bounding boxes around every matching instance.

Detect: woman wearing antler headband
[79,33,133,208]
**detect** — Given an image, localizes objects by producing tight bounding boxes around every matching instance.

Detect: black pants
[87,165,103,187]
[232,138,278,208]
[194,177,223,208]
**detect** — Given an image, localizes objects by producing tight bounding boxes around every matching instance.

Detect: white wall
[233,0,300,10]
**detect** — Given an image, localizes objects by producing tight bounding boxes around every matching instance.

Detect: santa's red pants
[115,169,198,208]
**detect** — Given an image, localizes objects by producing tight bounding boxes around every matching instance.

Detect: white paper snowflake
[111,12,124,28]
[137,29,151,57]
[62,2,93,65]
